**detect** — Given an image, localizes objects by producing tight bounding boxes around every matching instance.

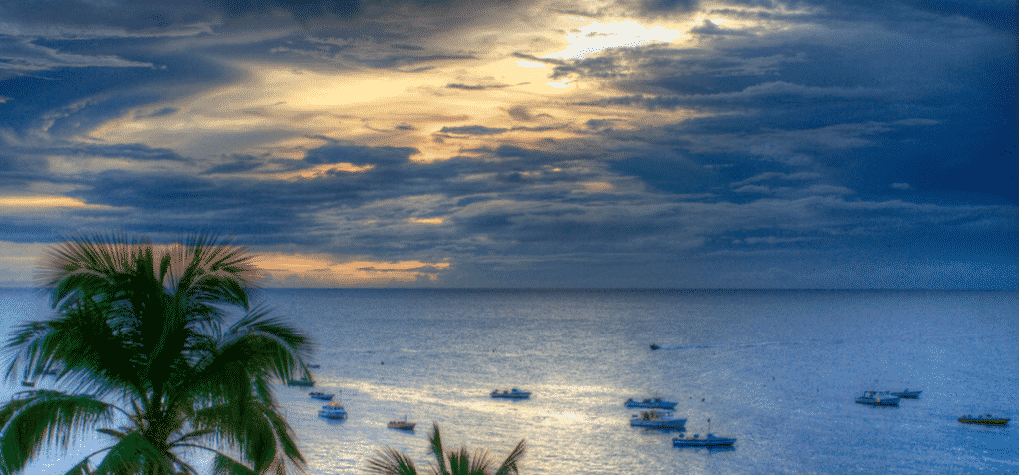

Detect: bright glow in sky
[0,0,1013,289]
[0,196,89,208]
[546,20,689,59]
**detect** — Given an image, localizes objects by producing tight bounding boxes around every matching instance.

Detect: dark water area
[1,289,1016,474]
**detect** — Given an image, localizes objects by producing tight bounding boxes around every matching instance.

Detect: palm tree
[0,233,312,474]
[366,423,525,475]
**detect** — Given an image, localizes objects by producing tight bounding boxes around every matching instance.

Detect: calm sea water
[1,288,1016,474]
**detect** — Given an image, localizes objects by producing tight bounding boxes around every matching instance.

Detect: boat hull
[958,417,1009,425]
[318,410,347,419]
[890,391,921,398]
[625,401,678,410]
[491,389,531,399]
[673,437,736,447]
[630,419,687,429]
[855,399,899,405]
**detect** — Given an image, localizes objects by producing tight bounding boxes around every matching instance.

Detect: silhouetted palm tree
[367,423,525,475]
[0,233,312,474]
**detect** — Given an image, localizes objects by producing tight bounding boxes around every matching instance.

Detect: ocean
[1,288,1016,474]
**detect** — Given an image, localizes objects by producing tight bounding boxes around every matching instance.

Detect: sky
[0,0,1015,289]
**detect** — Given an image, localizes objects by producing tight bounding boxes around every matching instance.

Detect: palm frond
[4,300,143,398]
[0,391,115,473]
[428,423,447,475]
[90,432,168,475]
[209,452,258,475]
[190,399,305,473]
[366,447,419,475]
[492,439,525,475]
[62,457,94,475]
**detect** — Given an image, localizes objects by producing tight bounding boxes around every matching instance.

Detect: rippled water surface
[1,289,1017,474]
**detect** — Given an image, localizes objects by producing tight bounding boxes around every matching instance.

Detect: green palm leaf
[0,391,116,473]
[367,424,525,475]
[2,232,311,475]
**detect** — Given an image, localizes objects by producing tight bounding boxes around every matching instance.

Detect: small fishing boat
[21,380,35,387]
[673,433,737,447]
[387,416,416,431]
[491,388,531,399]
[630,410,687,429]
[625,397,678,410]
[672,419,736,447]
[958,414,1009,425]
[287,378,315,387]
[307,364,321,369]
[317,402,347,419]
[855,390,899,406]
[309,391,334,401]
[650,344,660,350]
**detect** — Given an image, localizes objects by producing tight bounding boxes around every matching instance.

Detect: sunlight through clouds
[251,253,451,286]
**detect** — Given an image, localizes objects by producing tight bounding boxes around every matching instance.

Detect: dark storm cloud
[302,144,417,167]
[0,0,1014,288]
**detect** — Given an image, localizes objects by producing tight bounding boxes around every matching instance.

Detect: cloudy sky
[0,0,1015,288]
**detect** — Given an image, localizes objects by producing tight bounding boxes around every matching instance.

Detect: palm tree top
[1,232,311,475]
[367,422,525,475]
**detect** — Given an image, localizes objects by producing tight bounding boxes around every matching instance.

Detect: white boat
[625,397,677,409]
[855,390,899,406]
[630,410,687,429]
[317,402,347,419]
[673,433,737,447]
[309,391,334,401]
[491,388,531,399]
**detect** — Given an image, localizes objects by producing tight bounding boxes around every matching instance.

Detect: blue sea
[1,288,1016,474]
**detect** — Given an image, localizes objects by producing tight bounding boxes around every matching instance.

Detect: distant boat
[21,380,35,387]
[625,397,678,410]
[650,344,660,350]
[958,414,1009,425]
[886,389,922,398]
[388,416,416,431]
[855,390,899,406]
[318,402,347,419]
[287,378,314,387]
[309,391,334,401]
[491,388,531,399]
[630,410,687,429]
[672,418,735,447]
[673,433,737,447]
[307,364,321,369]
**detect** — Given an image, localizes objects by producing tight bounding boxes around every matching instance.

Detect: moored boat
[630,409,687,429]
[491,388,531,399]
[388,416,416,431]
[650,344,660,350]
[317,402,347,419]
[672,433,737,447]
[309,391,334,400]
[287,378,314,387]
[855,390,899,406]
[625,397,677,410]
[958,414,1009,425]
